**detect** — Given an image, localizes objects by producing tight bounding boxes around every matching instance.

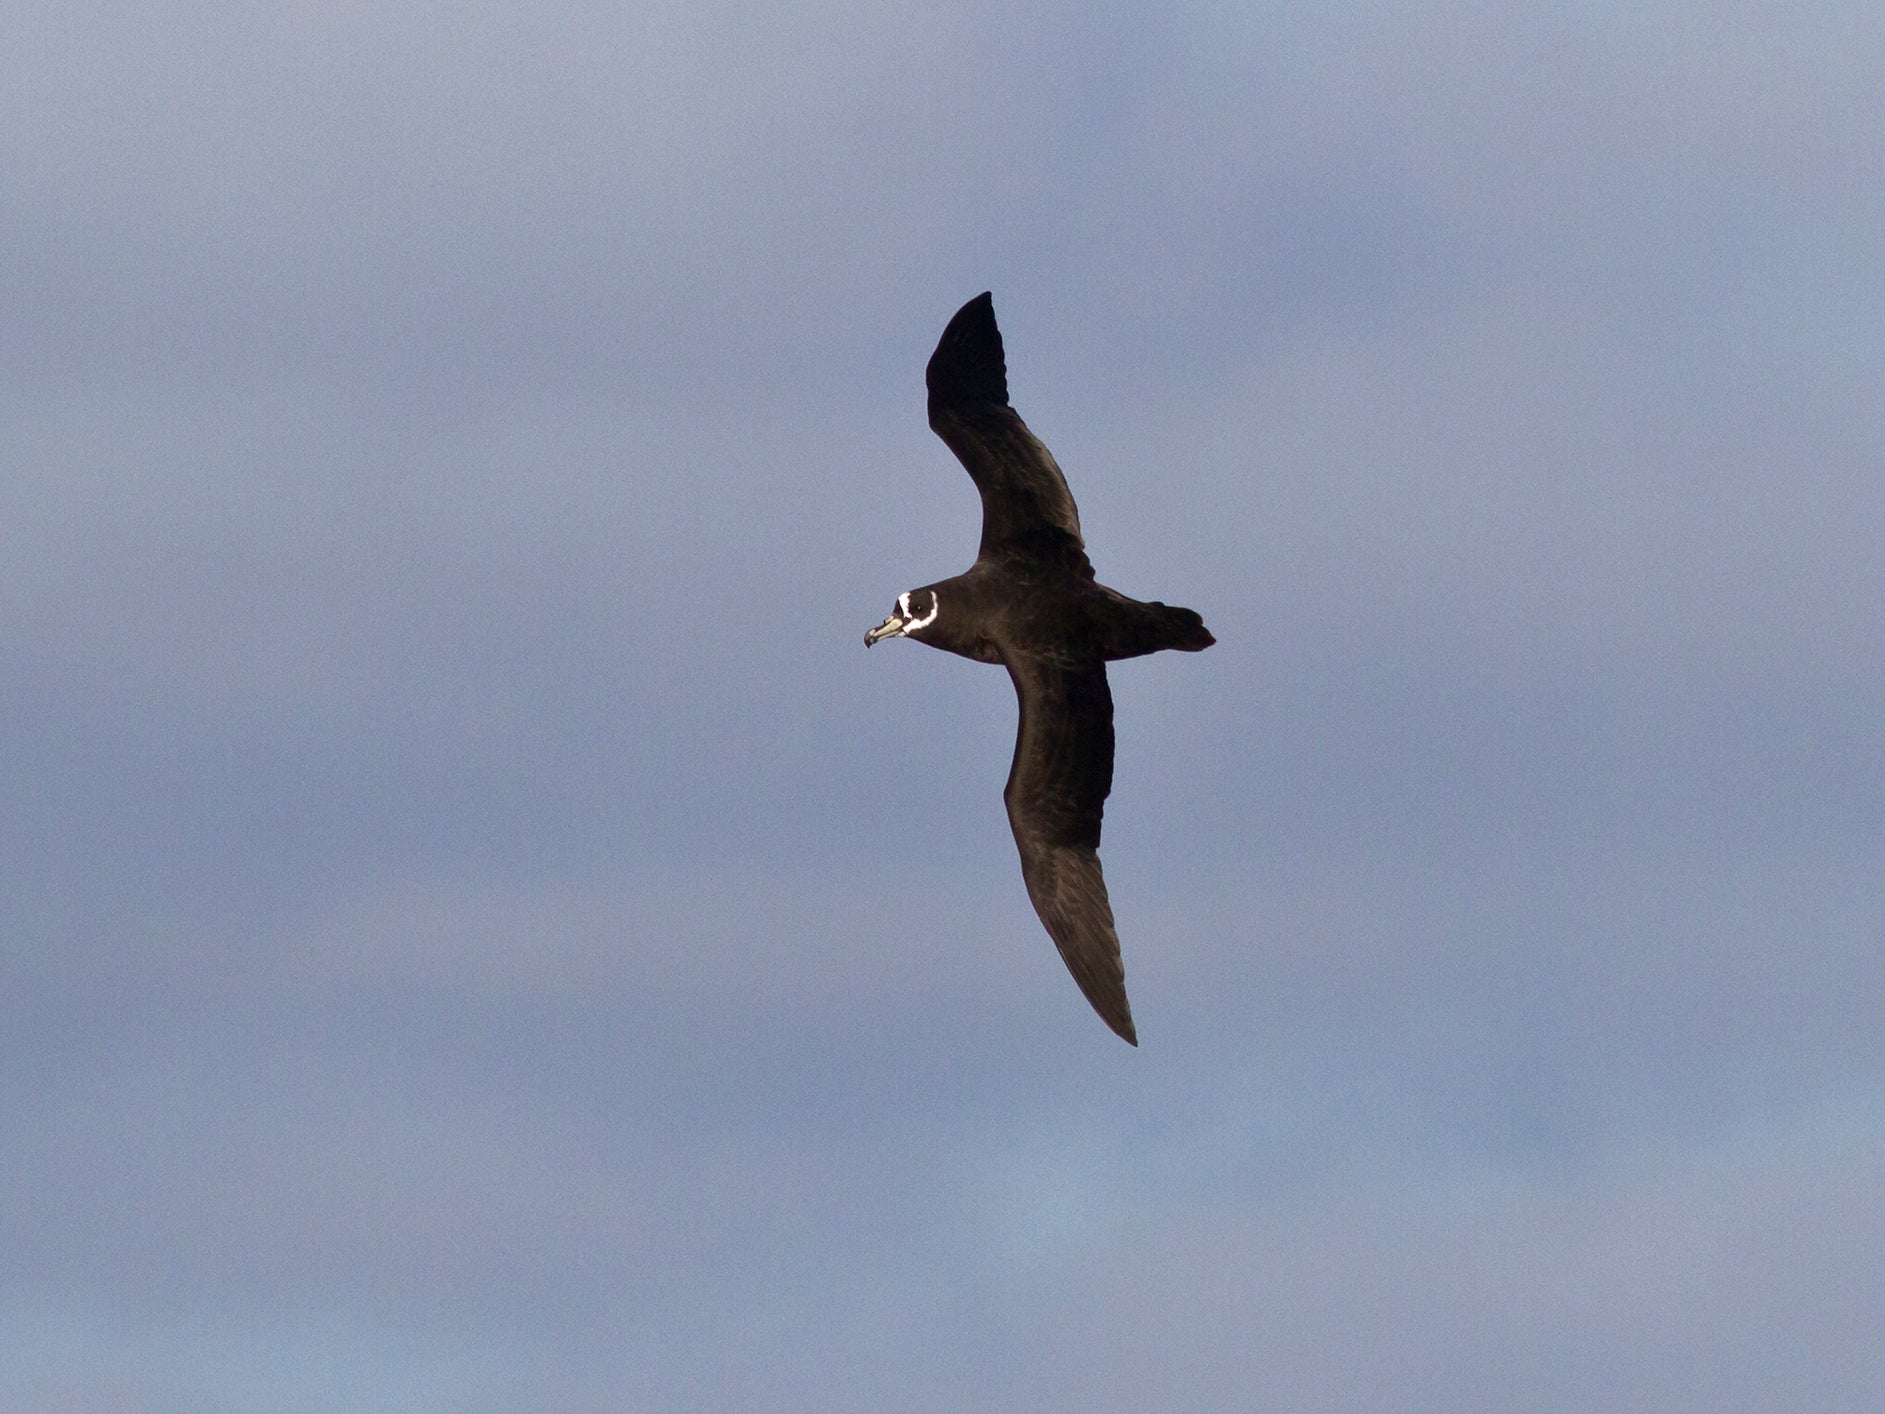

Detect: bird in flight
[866,293,1213,1045]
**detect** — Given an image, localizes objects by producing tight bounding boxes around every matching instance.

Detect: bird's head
[864,587,940,646]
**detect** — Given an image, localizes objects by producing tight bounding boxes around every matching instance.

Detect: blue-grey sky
[5,2,1882,1409]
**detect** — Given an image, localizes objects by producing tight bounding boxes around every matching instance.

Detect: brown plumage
[866,293,1213,1045]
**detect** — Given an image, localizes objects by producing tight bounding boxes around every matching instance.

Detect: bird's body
[866,293,1212,1045]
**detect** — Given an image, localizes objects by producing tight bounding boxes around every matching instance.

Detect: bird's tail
[1104,601,1215,659]
[1155,604,1215,652]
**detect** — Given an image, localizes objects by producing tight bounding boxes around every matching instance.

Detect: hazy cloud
[4,1,1880,1409]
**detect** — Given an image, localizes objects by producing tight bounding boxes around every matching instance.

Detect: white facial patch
[902,589,939,634]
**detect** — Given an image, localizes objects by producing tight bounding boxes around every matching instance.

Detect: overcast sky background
[4,2,1882,1410]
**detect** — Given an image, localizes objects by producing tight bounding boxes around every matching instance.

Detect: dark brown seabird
[866,293,1214,1045]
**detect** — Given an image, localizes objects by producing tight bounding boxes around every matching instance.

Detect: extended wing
[926,293,1089,568]
[1001,650,1135,1044]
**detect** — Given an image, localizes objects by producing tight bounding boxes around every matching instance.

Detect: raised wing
[926,293,1088,567]
[1001,650,1135,1044]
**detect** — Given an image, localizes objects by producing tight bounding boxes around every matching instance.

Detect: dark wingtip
[926,291,1009,412]
[1092,989,1138,1046]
